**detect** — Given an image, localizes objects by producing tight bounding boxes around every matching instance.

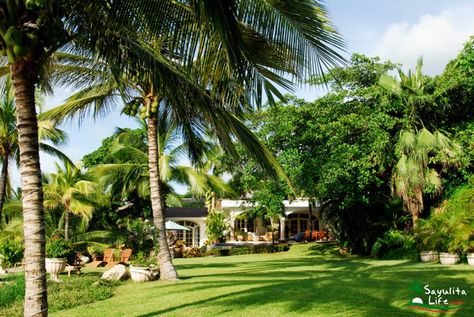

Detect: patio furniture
[289,232,305,242]
[66,252,86,276]
[319,230,328,240]
[105,248,133,268]
[304,230,319,240]
[87,248,115,268]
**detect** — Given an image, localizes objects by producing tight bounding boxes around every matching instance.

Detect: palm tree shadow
[137,253,474,317]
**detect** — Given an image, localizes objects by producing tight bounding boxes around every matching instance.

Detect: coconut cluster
[123,98,159,120]
[0,0,68,62]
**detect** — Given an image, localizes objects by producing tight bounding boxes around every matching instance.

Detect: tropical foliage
[379,59,461,226]
[205,211,229,243]
[223,50,473,253]
[43,163,101,240]
[0,78,70,224]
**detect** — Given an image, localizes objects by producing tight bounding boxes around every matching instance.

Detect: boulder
[101,264,129,281]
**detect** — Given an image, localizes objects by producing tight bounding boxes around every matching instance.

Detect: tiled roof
[164,207,208,218]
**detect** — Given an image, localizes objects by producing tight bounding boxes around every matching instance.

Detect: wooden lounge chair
[120,248,132,263]
[319,230,328,240]
[87,248,115,268]
[304,230,319,240]
[104,248,133,268]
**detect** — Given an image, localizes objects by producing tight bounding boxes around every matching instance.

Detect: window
[235,218,255,232]
[287,213,317,237]
[176,221,200,247]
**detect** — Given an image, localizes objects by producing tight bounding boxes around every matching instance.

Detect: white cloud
[373,6,474,75]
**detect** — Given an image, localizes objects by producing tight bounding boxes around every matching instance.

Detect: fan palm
[380,59,461,226]
[393,128,460,226]
[0,77,71,224]
[1,1,343,312]
[43,162,100,240]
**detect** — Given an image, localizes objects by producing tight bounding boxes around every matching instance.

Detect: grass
[0,273,24,309]
[0,272,122,317]
[47,243,474,317]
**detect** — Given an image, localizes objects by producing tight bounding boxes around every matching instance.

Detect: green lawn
[49,244,473,317]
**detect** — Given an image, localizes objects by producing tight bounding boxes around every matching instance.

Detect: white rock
[101,264,130,281]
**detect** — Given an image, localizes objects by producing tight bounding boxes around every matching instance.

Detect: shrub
[130,251,157,267]
[0,274,122,317]
[371,230,418,260]
[182,247,202,258]
[46,237,73,258]
[0,239,24,268]
[205,210,229,243]
[444,179,474,214]
[444,181,474,253]
[87,244,105,256]
[415,199,473,254]
[206,244,290,257]
[171,240,186,258]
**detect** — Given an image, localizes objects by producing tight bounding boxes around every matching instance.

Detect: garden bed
[0,272,122,317]
[207,243,290,256]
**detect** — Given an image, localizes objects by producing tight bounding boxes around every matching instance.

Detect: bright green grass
[47,244,473,317]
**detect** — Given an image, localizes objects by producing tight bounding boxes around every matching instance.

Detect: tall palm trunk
[147,116,178,281]
[0,152,9,223]
[406,188,423,228]
[10,61,48,317]
[64,210,70,240]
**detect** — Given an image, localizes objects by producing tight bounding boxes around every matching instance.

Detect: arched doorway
[176,221,200,247]
[286,213,318,238]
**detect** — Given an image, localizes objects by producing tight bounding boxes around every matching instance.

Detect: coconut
[13,44,29,57]
[25,0,37,10]
[4,27,23,46]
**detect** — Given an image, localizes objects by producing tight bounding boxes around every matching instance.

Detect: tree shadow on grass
[137,255,474,317]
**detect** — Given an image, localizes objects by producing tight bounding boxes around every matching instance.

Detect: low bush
[182,247,203,258]
[46,236,75,264]
[207,244,290,257]
[130,251,157,266]
[0,239,24,268]
[371,230,418,260]
[205,210,230,243]
[0,274,122,317]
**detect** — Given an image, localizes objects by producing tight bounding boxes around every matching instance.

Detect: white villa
[165,199,324,247]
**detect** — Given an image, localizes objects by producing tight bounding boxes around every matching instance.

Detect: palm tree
[43,163,99,240]
[380,58,461,226]
[91,121,230,278]
[391,128,460,226]
[2,1,343,311]
[94,121,230,205]
[43,54,290,280]
[0,78,71,224]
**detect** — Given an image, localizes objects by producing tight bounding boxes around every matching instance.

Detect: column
[229,214,236,241]
[256,217,263,235]
[280,217,286,241]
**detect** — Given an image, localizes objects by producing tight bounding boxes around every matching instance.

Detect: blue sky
[13,1,474,190]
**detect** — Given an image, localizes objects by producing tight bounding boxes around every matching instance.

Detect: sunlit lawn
[47,243,474,317]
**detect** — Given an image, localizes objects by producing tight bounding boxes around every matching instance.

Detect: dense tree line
[225,41,473,253]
